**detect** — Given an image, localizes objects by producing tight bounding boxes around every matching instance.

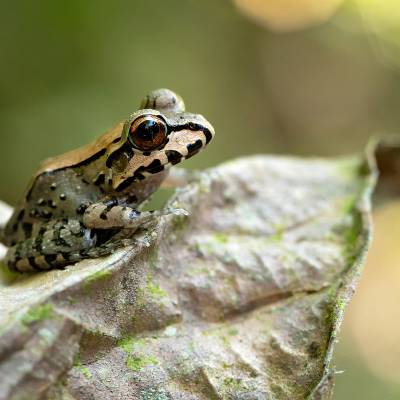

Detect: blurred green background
[1,0,400,398]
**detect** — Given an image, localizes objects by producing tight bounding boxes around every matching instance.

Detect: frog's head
[106,89,215,192]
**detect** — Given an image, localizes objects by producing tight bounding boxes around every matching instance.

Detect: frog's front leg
[82,202,188,230]
[5,219,96,272]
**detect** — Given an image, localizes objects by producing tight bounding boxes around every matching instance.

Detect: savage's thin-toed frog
[0,89,214,272]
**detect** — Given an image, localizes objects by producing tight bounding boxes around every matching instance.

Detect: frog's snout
[185,113,215,146]
[198,115,215,144]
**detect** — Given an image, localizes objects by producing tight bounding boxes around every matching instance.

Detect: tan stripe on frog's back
[34,122,124,178]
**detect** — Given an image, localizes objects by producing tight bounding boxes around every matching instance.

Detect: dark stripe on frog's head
[169,122,214,145]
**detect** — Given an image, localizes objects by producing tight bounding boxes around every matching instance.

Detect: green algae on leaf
[126,355,159,372]
[74,353,92,380]
[21,303,54,326]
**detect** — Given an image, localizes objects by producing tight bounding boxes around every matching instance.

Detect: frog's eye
[129,116,167,151]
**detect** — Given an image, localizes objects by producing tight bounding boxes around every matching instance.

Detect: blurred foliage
[1,0,400,398]
[334,342,400,399]
[234,0,346,31]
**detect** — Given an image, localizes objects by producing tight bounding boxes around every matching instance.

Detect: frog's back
[35,122,123,177]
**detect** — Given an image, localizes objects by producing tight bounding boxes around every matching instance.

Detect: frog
[0,88,214,272]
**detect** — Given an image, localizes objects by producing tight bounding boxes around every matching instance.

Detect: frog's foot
[5,219,96,272]
[83,203,188,231]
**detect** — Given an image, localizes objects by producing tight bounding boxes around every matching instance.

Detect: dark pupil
[136,120,160,143]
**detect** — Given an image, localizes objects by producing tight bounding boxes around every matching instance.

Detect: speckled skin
[1,89,214,272]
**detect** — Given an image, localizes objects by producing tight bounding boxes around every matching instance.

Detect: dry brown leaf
[0,139,398,399]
